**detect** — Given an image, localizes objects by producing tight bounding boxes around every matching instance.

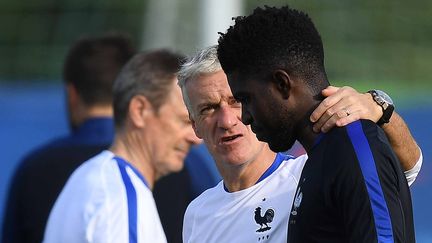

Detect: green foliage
[0,0,145,81]
[244,0,432,87]
[1,0,431,88]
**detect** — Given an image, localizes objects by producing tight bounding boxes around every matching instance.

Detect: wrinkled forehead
[186,71,233,102]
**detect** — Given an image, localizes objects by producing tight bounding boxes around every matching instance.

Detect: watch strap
[367,90,394,125]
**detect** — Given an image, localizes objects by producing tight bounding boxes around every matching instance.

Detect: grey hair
[113,49,184,128]
[178,45,222,117]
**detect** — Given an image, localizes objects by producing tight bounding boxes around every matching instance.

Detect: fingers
[334,107,362,127]
[312,86,377,133]
[311,86,357,130]
[310,86,342,123]
[313,105,354,133]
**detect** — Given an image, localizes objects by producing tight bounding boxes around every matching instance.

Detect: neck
[220,144,277,192]
[109,129,155,189]
[72,104,113,127]
[86,105,113,118]
[296,100,322,153]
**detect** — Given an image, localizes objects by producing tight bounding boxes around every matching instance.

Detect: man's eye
[200,106,214,114]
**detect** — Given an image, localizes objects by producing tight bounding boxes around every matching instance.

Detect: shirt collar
[73,117,114,145]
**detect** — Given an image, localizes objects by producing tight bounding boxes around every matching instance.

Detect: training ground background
[0,83,431,241]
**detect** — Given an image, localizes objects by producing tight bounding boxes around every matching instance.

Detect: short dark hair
[218,5,328,92]
[63,33,136,106]
[113,49,185,128]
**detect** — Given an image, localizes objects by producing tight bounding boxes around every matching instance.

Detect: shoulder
[327,119,385,147]
[47,151,123,223]
[276,153,308,184]
[18,142,108,174]
[318,120,396,178]
[183,184,221,243]
[317,120,383,158]
[341,120,393,160]
[24,135,75,159]
[57,151,120,202]
[308,121,376,174]
[18,138,70,168]
[9,144,109,205]
[188,182,223,207]
[67,150,117,185]
[185,182,223,216]
[286,153,308,172]
[345,119,384,141]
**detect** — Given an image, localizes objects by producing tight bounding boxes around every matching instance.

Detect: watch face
[375,90,394,105]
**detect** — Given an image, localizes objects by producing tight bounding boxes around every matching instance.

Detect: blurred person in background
[1,33,135,243]
[43,49,200,242]
[2,33,219,243]
[179,45,422,242]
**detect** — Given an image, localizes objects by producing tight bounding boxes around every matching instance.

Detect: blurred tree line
[0,0,145,82]
[1,0,431,89]
[256,0,432,89]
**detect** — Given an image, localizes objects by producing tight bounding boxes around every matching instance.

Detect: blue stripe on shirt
[115,156,149,243]
[223,152,294,192]
[256,152,294,184]
[346,121,394,243]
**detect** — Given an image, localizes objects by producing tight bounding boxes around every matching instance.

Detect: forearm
[381,112,420,171]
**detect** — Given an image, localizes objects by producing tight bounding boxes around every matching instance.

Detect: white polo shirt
[43,150,167,243]
[183,153,307,243]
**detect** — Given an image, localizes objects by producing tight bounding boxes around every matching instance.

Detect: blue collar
[113,156,150,189]
[223,152,293,192]
[73,117,114,145]
[255,152,290,184]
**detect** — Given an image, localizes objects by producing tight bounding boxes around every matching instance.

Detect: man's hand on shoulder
[310,86,383,133]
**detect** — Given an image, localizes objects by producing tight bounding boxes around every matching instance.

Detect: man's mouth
[220,134,242,143]
[174,147,189,156]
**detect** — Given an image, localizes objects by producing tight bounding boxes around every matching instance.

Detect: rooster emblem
[254,207,274,232]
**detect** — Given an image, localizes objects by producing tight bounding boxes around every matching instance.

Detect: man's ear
[189,114,203,139]
[66,82,79,109]
[129,95,152,128]
[272,70,292,99]
[66,82,84,127]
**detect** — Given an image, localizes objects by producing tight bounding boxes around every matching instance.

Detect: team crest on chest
[291,182,304,216]
[253,197,275,241]
[254,206,275,233]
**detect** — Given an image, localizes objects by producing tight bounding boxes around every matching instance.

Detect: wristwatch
[367,90,394,125]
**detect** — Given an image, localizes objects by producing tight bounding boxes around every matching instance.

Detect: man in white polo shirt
[43,49,200,243]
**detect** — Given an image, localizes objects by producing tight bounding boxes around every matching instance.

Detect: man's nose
[217,106,239,129]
